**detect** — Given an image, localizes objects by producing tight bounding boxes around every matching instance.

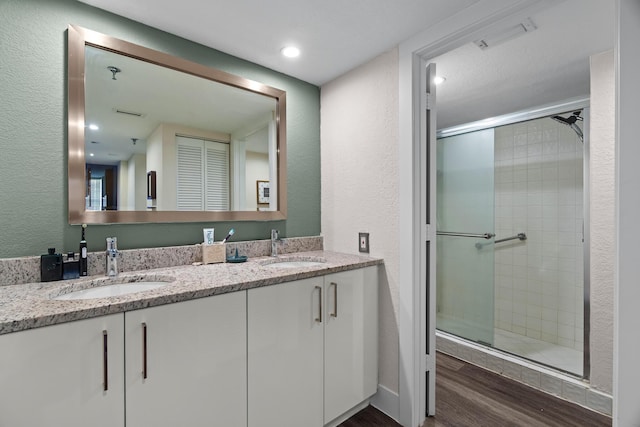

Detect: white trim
[614,0,640,424]
[398,1,560,425]
[370,384,400,422]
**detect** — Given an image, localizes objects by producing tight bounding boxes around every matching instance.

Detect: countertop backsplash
[0,236,323,287]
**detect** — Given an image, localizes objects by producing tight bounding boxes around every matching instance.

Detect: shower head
[551,115,575,125]
[550,111,584,143]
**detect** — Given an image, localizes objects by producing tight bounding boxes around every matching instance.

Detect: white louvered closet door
[204,141,230,211]
[176,137,204,210]
[176,136,230,211]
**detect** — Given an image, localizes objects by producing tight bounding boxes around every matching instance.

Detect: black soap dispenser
[40,248,63,282]
[79,223,88,276]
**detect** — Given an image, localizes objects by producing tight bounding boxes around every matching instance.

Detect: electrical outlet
[359,232,370,253]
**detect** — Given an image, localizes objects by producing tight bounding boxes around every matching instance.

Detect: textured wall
[589,50,615,394]
[0,0,320,258]
[321,48,400,393]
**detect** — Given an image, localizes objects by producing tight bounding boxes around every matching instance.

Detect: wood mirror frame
[67,25,287,224]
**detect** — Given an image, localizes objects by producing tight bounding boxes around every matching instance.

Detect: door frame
[397,2,556,425]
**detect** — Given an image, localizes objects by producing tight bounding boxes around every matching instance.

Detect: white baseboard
[370,384,400,422]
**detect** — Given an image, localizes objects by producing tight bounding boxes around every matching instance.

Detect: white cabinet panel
[248,267,379,427]
[0,315,125,427]
[324,266,379,423]
[125,292,247,427]
[248,277,325,427]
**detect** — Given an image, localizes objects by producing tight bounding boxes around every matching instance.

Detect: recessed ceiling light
[89,153,94,157]
[281,46,300,58]
[88,124,99,130]
[434,76,446,85]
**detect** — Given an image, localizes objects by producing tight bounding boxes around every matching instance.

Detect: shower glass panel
[436,129,495,345]
[436,109,586,377]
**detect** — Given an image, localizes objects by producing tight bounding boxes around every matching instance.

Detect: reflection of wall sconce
[257,180,269,204]
[147,171,156,200]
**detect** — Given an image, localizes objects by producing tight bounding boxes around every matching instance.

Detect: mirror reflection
[68,25,287,224]
[85,46,277,213]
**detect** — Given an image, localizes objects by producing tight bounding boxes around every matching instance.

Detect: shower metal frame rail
[436,231,495,239]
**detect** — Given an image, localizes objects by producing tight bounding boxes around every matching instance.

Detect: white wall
[245,151,269,211]
[589,50,615,394]
[127,153,147,211]
[118,160,129,210]
[321,48,400,394]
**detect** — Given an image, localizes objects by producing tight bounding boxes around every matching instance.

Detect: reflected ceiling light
[434,76,446,85]
[88,124,99,130]
[281,46,300,58]
[89,153,94,157]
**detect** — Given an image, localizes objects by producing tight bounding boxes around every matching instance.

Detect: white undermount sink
[53,278,172,301]
[261,257,326,269]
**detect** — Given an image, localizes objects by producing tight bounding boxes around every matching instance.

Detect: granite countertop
[0,251,382,335]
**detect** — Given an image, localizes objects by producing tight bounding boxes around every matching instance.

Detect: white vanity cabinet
[323,267,378,424]
[0,314,125,427]
[247,266,378,427]
[248,276,325,427]
[124,291,247,427]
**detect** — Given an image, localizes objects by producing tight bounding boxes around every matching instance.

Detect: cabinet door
[324,266,379,423]
[125,292,247,427]
[0,315,125,427]
[248,278,324,427]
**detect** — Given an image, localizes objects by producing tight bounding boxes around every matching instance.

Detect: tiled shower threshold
[436,331,612,416]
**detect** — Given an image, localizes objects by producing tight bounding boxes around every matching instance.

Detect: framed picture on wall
[257,180,270,204]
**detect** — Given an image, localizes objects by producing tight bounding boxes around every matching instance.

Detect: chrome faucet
[271,229,281,257]
[106,237,119,277]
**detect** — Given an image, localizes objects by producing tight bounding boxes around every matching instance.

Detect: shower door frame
[436,98,592,379]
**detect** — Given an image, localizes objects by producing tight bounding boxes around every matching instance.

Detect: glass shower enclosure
[435,108,586,376]
[436,128,496,346]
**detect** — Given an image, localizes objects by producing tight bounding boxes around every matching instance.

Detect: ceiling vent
[113,108,146,118]
[474,18,537,50]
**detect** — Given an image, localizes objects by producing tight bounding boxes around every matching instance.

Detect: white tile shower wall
[494,117,584,352]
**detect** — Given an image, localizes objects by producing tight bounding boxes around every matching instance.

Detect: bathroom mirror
[68,25,287,224]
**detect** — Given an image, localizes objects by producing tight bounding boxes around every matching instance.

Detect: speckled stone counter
[0,250,382,335]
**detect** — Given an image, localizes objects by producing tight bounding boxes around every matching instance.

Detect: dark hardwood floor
[339,352,612,427]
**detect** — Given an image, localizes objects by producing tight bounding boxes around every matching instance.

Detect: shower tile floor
[494,328,582,376]
[436,316,582,376]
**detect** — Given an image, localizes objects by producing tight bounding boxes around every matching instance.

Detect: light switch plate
[359,232,370,253]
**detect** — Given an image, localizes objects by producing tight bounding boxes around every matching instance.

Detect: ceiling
[77,0,480,86]
[77,0,614,129]
[434,0,615,128]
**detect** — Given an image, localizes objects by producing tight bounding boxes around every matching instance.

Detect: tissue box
[202,243,226,264]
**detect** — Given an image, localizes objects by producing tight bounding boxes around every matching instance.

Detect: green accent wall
[0,0,320,258]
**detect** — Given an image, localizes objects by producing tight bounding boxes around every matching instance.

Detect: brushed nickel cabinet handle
[102,330,108,392]
[142,322,148,380]
[330,282,338,318]
[315,286,322,323]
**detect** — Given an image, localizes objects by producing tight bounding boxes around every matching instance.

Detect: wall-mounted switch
[359,232,370,253]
